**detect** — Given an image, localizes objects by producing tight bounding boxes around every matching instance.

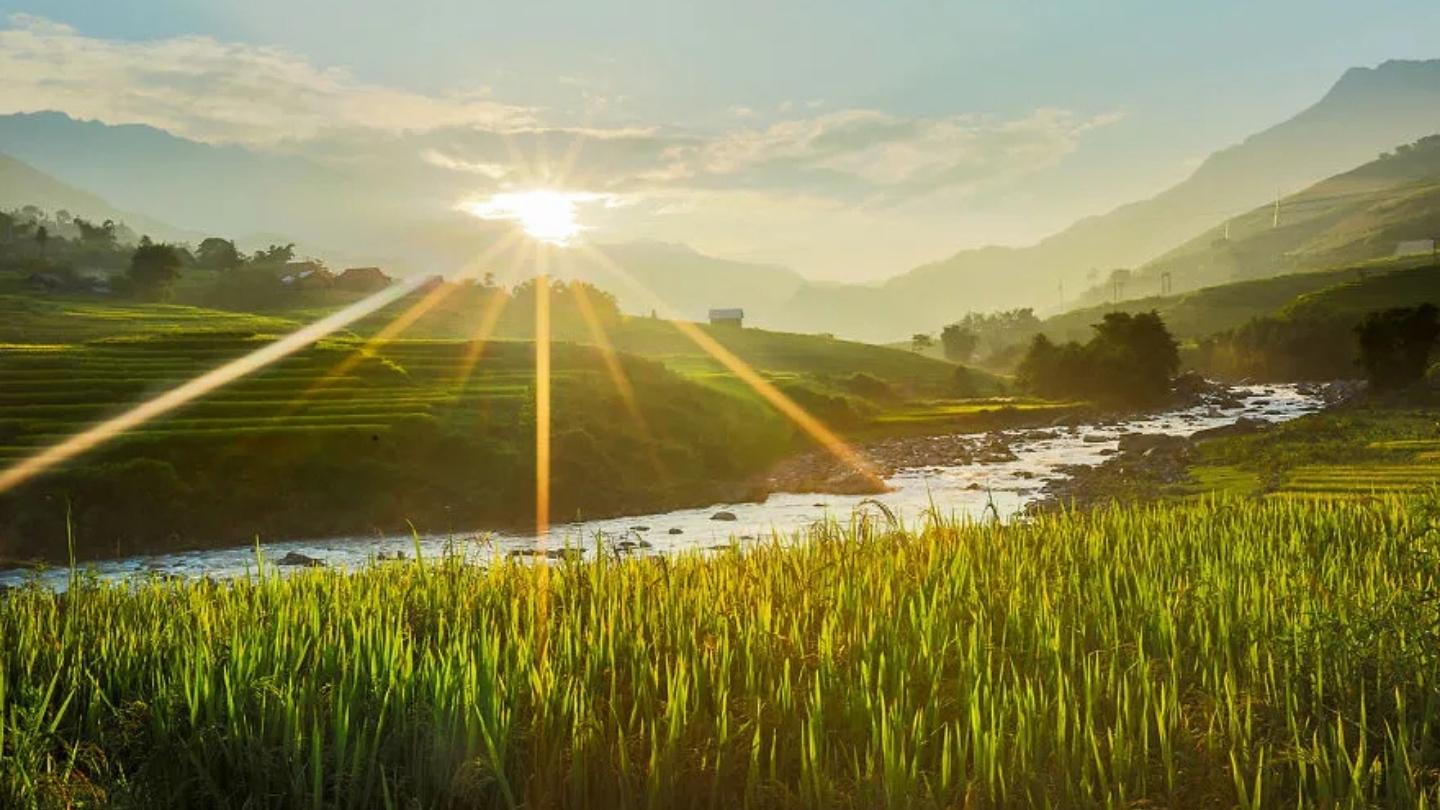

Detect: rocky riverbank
[1029,380,1359,511]
[759,375,1302,497]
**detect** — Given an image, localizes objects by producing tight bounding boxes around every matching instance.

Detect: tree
[1355,304,1440,391]
[1085,311,1180,405]
[911,333,934,353]
[947,309,1042,365]
[128,237,182,299]
[74,218,117,249]
[252,243,296,265]
[196,237,243,271]
[34,225,48,257]
[1017,311,1180,406]
[940,324,979,363]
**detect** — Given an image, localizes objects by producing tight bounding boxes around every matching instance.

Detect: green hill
[1189,261,1440,380]
[0,284,1018,560]
[1039,264,1389,344]
[1115,134,1440,300]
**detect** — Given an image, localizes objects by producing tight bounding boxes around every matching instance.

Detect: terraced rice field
[0,334,552,467]
[1185,425,1440,501]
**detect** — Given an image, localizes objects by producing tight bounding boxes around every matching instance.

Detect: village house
[335,266,392,292]
[708,308,744,327]
[279,260,334,290]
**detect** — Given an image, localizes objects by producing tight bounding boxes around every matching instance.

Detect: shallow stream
[0,384,1323,589]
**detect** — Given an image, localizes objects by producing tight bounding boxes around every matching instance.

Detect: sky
[2,1,1439,280]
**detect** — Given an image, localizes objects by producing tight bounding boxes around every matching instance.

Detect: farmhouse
[336,266,392,292]
[279,261,334,290]
[708,308,744,328]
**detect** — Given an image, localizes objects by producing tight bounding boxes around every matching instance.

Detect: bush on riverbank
[4,495,1439,807]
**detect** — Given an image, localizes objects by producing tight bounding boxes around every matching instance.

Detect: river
[0,383,1324,589]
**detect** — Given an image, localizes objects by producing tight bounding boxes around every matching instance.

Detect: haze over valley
[6,4,1440,806]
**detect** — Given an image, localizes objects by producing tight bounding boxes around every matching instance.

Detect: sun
[466,190,598,246]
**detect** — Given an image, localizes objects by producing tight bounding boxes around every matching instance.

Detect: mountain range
[2,59,1439,340]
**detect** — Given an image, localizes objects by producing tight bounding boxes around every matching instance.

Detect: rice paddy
[1182,407,1440,501]
[2,495,1438,807]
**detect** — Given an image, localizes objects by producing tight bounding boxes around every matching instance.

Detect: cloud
[624,107,1123,205]
[0,14,534,145]
[0,14,1126,276]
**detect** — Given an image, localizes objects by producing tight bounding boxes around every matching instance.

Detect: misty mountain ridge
[0,150,191,243]
[774,58,1440,340]
[2,59,1440,341]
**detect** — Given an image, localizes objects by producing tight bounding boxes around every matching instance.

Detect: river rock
[1118,433,1191,455]
[278,551,324,568]
[1191,417,1268,442]
[668,527,683,534]
[509,548,584,562]
[711,511,738,521]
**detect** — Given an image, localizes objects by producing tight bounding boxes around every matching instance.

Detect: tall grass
[3,495,1439,807]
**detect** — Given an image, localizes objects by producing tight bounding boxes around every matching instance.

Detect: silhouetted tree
[252,243,296,265]
[911,333,934,353]
[1355,304,1440,391]
[196,237,243,271]
[73,218,117,249]
[940,324,979,363]
[1085,312,1180,405]
[1017,311,1179,406]
[34,225,48,257]
[128,237,182,300]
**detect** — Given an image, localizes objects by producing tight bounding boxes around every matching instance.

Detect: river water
[0,383,1323,589]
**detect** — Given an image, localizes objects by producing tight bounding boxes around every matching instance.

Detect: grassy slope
[1114,135,1440,299]
[1179,400,1440,500]
[0,287,1028,560]
[1040,251,1440,345]
[1039,265,1375,344]
[5,495,1438,806]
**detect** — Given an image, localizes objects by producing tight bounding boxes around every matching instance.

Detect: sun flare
[466,190,606,245]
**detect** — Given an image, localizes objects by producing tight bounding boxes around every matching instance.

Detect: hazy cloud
[0,14,534,145]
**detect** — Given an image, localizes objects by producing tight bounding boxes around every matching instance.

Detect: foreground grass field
[3,495,1439,807]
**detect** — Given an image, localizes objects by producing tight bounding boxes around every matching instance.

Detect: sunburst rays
[0,128,883,542]
[0,276,428,494]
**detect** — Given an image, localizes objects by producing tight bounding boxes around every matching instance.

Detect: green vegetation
[1182,402,1440,501]
[0,330,797,561]
[0,269,1010,562]
[5,495,1440,807]
[1018,311,1180,407]
[1040,265,1381,345]
[1094,133,1440,303]
[1356,304,1440,391]
[1194,262,1440,380]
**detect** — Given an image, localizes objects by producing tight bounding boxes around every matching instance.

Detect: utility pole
[1272,191,1281,229]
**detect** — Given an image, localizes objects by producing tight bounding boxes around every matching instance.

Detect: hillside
[1187,261,1440,380]
[775,59,1440,342]
[1107,134,1440,299]
[1037,263,1396,345]
[559,241,807,325]
[0,152,187,242]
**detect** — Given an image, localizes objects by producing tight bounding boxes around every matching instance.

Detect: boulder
[668,527,684,535]
[1191,417,1269,442]
[278,551,324,567]
[711,511,738,521]
[1118,433,1191,455]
